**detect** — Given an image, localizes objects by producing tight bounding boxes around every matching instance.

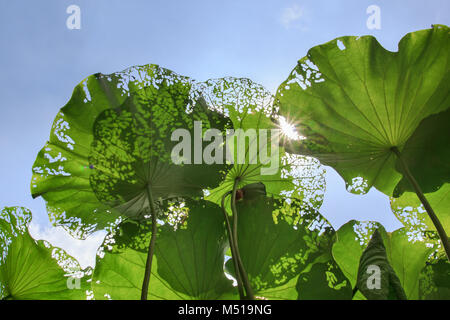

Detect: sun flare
[278,116,304,141]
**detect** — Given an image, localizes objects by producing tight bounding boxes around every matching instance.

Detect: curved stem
[231,179,255,300]
[141,184,158,300]
[351,286,358,299]
[392,147,450,261]
[221,191,245,299]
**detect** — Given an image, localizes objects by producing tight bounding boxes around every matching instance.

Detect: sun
[278,116,304,141]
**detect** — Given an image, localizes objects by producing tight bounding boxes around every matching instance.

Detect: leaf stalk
[221,191,245,299]
[141,184,158,300]
[230,179,255,300]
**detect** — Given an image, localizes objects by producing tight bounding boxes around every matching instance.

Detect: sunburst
[277,116,304,141]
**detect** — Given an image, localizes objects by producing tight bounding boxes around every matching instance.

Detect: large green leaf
[393,107,450,196]
[200,78,326,211]
[0,207,90,300]
[275,25,450,196]
[225,193,337,299]
[31,65,231,238]
[331,221,367,289]
[332,220,433,299]
[92,199,234,300]
[89,87,231,221]
[385,229,434,299]
[31,67,139,239]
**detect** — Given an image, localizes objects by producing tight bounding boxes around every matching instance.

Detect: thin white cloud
[280,4,304,29]
[28,222,106,269]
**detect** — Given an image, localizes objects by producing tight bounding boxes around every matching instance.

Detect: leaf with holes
[224,193,337,299]
[0,207,90,300]
[200,78,326,210]
[89,84,231,221]
[92,199,235,300]
[296,260,352,300]
[391,183,450,237]
[275,25,449,196]
[31,64,231,238]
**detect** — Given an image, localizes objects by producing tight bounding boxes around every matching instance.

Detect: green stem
[221,191,245,299]
[351,286,358,299]
[141,184,158,300]
[391,147,450,261]
[231,179,255,300]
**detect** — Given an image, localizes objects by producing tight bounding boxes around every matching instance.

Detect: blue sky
[0,0,449,267]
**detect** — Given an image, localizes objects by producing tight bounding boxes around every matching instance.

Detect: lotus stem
[221,191,245,299]
[141,184,158,300]
[352,286,358,299]
[231,179,255,300]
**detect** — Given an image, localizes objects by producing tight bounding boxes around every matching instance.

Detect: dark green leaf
[419,257,450,299]
[356,229,406,300]
[296,260,352,300]
[332,220,433,299]
[394,108,450,196]
[240,182,267,200]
